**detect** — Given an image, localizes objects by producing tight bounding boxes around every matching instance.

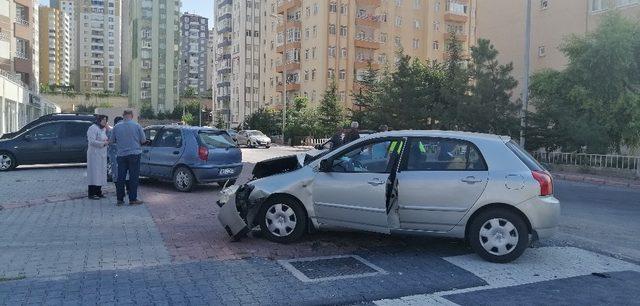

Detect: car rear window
[505,140,545,171]
[199,131,237,149]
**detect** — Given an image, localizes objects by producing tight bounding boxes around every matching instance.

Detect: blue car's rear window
[198,131,237,149]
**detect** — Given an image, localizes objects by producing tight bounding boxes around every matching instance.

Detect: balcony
[443,32,468,42]
[355,0,381,7]
[354,60,379,70]
[276,41,301,53]
[355,15,382,28]
[14,18,31,40]
[13,50,29,60]
[276,61,300,73]
[444,12,468,23]
[277,0,302,14]
[277,20,301,32]
[354,38,380,50]
[217,39,231,48]
[276,82,301,92]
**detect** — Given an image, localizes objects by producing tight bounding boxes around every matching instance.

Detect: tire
[469,208,529,263]
[173,166,195,192]
[217,179,236,188]
[246,140,252,148]
[265,145,270,149]
[0,152,17,171]
[258,196,307,243]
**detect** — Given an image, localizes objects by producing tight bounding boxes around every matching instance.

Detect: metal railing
[532,152,640,172]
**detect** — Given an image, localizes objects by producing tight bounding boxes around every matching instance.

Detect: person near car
[110,110,146,206]
[378,124,389,132]
[343,121,360,144]
[86,115,109,200]
[107,116,130,193]
[328,127,344,151]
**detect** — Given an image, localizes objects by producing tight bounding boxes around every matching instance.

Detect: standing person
[328,127,344,151]
[107,117,126,185]
[378,124,389,132]
[87,115,109,199]
[343,121,360,144]
[110,110,146,206]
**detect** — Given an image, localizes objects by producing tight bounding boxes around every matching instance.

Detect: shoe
[129,200,144,205]
[89,196,100,200]
[116,200,124,206]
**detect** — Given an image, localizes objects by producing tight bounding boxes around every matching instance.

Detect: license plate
[219,168,235,175]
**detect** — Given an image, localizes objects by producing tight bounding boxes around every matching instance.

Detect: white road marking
[374,247,640,306]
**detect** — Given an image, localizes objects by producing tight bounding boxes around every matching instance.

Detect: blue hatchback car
[137,125,242,192]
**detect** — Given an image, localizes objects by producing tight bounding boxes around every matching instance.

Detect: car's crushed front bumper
[216,184,258,240]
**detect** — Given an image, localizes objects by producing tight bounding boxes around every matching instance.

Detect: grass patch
[0,275,26,282]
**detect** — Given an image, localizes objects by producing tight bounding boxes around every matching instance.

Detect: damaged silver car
[217,131,560,263]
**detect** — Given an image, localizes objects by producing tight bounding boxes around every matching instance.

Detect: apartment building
[476,0,640,101]
[179,13,209,96]
[49,1,77,85]
[120,0,130,94]
[75,0,121,93]
[129,0,181,113]
[270,0,476,110]
[38,6,71,86]
[0,0,40,92]
[207,27,214,93]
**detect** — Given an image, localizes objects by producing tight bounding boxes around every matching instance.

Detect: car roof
[145,125,225,132]
[368,130,511,143]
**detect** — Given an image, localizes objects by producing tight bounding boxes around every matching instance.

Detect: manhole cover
[278,255,387,282]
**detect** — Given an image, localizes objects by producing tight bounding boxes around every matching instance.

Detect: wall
[41,93,129,111]
[0,74,60,135]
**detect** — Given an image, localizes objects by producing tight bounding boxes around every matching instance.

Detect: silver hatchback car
[217,131,560,263]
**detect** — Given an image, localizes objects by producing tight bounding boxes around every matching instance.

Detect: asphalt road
[1,145,639,263]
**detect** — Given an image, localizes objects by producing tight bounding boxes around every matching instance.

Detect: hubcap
[479,218,519,256]
[0,154,12,170]
[265,203,297,237]
[176,170,190,189]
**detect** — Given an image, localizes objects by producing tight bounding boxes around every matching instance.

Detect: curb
[553,173,640,189]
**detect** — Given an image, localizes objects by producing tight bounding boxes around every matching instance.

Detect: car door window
[144,128,160,145]
[154,129,182,148]
[64,122,92,138]
[28,123,61,140]
[404,138,487,171]
[331,139,402,173]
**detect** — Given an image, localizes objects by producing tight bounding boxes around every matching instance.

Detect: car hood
[250,135,271,141]
[251,154,305,179]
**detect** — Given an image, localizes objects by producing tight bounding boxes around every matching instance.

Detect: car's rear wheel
[0,152,17,171]
[217,179,236,188]
[246,140,253,148]
[469,208,529,263]
[258,196,307,243]
[173,166,195,192]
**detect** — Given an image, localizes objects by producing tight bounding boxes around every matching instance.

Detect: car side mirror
[319,159,332,172]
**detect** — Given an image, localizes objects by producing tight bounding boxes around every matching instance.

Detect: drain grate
[278,255,387,282]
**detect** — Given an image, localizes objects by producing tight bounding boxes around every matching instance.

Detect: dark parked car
[136,125,242,192]
[1,113,96,139]
[0,120,93,171]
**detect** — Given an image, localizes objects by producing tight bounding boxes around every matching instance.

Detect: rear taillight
[532,170,553,196]
[198,146,208,161]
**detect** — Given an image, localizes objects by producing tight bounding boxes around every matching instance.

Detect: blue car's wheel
[173,166,195,192]
[0,152,17,171]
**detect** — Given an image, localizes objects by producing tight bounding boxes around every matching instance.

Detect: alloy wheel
[0,154,13,170]
[479,218,519,256]
[175,170,191,189]
[264,203,297,237]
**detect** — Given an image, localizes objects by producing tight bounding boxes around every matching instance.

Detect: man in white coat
[87,115,109,199]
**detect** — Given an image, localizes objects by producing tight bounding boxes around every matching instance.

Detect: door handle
[367,178,385,186]
[172,151,180,155]
[461,176,483,184]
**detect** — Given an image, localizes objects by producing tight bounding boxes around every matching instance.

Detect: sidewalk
[553,171,640,189]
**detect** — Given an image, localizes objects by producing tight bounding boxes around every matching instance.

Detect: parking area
[1,145,640,305]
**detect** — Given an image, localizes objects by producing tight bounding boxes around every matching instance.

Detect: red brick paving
[141,167,409,263]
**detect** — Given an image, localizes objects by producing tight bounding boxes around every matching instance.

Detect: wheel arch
[464,203,533,242]
[261,192,312,229]
[0,150,18,169]
[172,163,198,183]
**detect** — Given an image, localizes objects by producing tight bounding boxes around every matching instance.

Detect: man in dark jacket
[328,127,344,151]
[343,121,360,144]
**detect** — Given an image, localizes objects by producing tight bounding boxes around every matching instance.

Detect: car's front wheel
[258,196,307,243]
[469,208,529,263]
[0,152,17,171]
[173,166,195,192]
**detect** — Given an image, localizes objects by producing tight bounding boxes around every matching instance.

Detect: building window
[395,36,401,47]
[329,24,336,35]
[538,45,546,57]
[328,46,336,57]
[340,26,347,36]
[432,41,439,50]
[339,69,346,80]
[616,0,640,7]
[540,0,549,9]
[395,16,402,27]
[341,47,347,57]
[329,2,337,12]
[591,0,609,12]
[311,69,316,80]
[380,32,388,43]
[328,69,335,79]
[412,39,420,49]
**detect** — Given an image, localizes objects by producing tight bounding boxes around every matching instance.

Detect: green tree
[440,31,470,130]
[285,96,316,144]
[214,112,226,129]
[461,39,520,135]
[351,61,383,130]
[317,80,346,137]
[181,113,196,126]
[527,14,640,153]
[140,102,154,119]
[245,108,280,135]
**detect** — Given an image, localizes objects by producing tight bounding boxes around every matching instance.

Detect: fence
[305,138,329,146]
[532,152,640,174]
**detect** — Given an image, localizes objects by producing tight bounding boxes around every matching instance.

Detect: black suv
[1,113,96,139]
[0,120,94,171]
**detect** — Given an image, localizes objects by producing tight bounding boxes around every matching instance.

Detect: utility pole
[520,0,532,147]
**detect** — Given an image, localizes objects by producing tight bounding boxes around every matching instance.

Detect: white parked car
[217,131,560,263]
[236,130,271,148]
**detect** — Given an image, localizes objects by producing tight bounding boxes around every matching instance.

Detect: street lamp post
[520,0,532,147]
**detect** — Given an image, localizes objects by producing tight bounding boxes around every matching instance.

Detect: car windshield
[249,131,265,136]
[198,131,237,149]
[304,151,330,165]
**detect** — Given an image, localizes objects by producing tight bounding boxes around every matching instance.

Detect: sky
[39,0,215,29]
